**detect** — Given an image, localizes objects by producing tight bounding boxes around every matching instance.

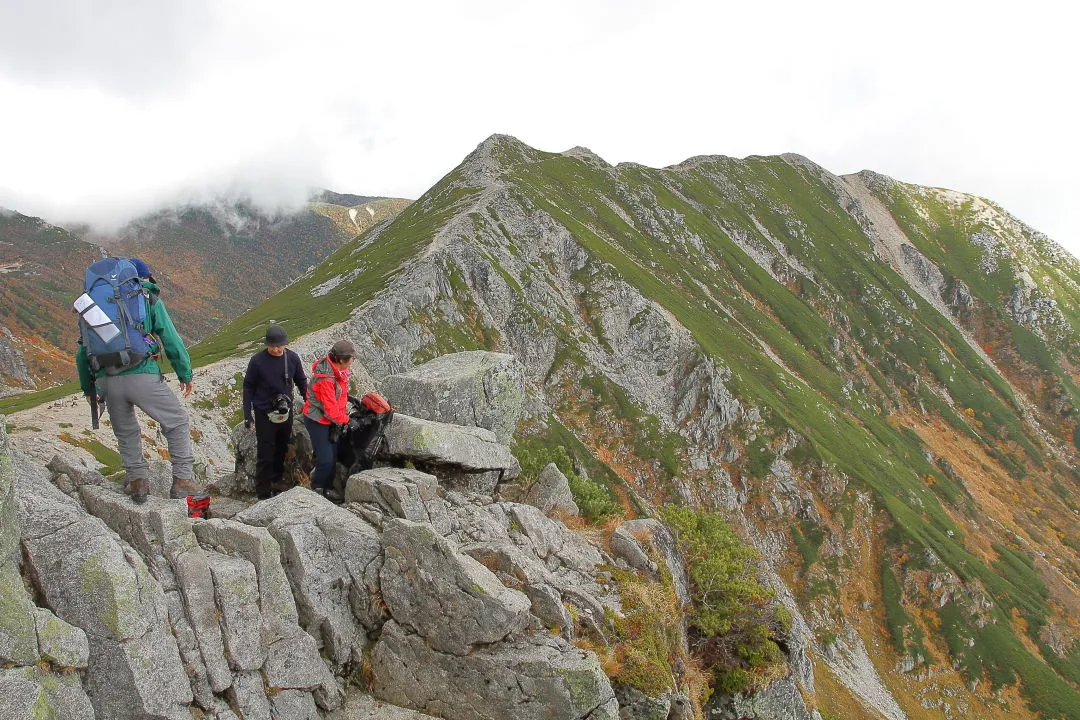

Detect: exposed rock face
[706,674,822,720]
[900,243,946,300]
[616,685,691,720]
[372,619,619,720]
[0,327,30,389]
[3,415,664,719]
[499,461,580,517]
[16,452,192,719]
[345,466,452,534]
[1,427,96,720]
[0,667,95,720]
[610,518,689,608]
[380,517,536,654]
[384,413,521,493]
[235,488,385,672]
[1008,280,1070,339]
[329,693,442,719]
[819,625,906,720]
[382,350,526,444]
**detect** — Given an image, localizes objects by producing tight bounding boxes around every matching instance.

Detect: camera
[267,393,292,424]
[271,393,291,414]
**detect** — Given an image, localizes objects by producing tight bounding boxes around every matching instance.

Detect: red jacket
[302,356,350,425]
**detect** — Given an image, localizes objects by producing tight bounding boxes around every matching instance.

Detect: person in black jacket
[243,325,308,500]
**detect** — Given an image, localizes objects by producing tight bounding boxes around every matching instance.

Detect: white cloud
[0,0,1075,254]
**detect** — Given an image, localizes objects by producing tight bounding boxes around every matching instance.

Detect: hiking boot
[124,477,150,504]
[270,479,293,497]
[314,487,344,504]
[170,477,209,501]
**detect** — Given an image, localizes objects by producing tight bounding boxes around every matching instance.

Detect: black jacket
[243,349,308,422]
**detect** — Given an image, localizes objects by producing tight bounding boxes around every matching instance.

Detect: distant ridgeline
[0,192,410,396]
[193,135,1080,719]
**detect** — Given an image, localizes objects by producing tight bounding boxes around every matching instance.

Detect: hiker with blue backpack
[74,257,209,514]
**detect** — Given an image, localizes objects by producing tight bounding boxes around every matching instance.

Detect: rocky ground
[1,350,745,720]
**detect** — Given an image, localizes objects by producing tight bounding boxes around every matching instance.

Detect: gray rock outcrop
[0,327,30,387]
[380,518,536,654]
[500,461,579,516]
[345,466,452,534]
[610,518,689,607]
[384,413,521,493]
[371,620,618,720]
[234,488,385,674]
[381,350,525,444]
[17,462,193,719]
[706,674,822,720]
[1,427,94,720]
[0,667,95,720]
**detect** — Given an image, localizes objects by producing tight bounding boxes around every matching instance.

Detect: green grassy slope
[186,138,1080,717]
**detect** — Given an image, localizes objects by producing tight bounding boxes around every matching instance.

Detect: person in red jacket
[302,339,356,501]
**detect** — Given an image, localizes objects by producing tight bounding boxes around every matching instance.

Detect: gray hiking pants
[100,373,194,481]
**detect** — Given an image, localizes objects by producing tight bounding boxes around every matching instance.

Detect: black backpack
[337,393,394,474]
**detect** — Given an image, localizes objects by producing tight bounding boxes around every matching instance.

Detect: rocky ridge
[1,350,751,720]
[7,134,1080,719]
[211,135,1080,718]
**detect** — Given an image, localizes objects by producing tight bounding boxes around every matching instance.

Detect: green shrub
[567,472,623,520]
[661,507,789,695]
[791,519,826,568]
[513,442,622,521]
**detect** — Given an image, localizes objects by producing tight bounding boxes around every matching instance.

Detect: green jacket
[76,280,192,394]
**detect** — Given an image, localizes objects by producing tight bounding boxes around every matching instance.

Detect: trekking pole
[89,378,100,430]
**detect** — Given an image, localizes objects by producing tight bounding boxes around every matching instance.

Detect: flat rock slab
[384,414,520,478]
[330,691,442,719]
[371,620,618,720]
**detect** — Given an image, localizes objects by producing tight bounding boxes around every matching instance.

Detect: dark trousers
[304,416,336,491]
[255,410,293,499]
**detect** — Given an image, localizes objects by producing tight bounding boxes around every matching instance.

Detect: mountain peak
[561,146,611,169]
[468,133,537,163]
[455,134,549,186]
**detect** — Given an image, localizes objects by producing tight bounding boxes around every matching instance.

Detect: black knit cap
[265,325,288,347]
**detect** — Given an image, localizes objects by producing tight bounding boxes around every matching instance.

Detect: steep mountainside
[0,195,409,393]
[0,211,104,394]
[193,135,1080,719]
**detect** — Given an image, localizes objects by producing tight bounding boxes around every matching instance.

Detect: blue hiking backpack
[77,257,154,374]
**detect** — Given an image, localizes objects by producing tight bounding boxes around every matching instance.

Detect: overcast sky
[0,0,1075,256]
